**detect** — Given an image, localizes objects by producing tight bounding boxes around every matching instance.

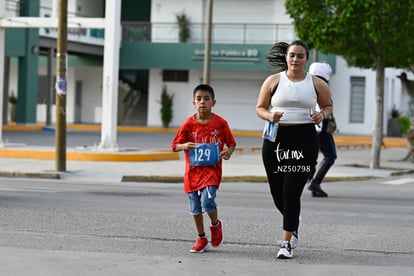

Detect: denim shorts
[188,186,217,215]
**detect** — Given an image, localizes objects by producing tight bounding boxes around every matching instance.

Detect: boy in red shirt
[172,84,236,253]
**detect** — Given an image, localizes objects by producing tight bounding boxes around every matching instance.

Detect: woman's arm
[314,77,333,118]
[256,74,284,122]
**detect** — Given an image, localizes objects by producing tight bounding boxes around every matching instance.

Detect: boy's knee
[202,198,217,213]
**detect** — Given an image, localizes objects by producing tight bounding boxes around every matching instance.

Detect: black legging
[262,124,318,232]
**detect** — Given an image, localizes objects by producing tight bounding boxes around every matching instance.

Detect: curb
[0,148,180,162]
[389,169,414,176]
[0,171,60,179]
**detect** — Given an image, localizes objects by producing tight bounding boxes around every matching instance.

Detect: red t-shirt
[171,114,237,193]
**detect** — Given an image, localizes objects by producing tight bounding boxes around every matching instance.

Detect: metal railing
[122,22,297,45]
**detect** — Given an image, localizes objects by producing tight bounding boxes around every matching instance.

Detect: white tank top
[270,71,317,124]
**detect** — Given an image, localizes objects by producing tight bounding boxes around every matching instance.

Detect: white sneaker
[290,231,299,249]
[277,241,293,259]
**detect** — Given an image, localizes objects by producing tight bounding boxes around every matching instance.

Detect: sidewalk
[0,124,413,182]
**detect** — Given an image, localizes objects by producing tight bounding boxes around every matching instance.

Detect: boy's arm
[220,122,237,160]
[173,142,197,152]
[221,146,235,160]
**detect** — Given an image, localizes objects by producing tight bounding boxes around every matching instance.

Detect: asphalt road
[0,176,413,275]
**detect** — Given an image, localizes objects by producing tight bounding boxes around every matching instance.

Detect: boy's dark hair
[266,40,310,72]
[193,84,215,99]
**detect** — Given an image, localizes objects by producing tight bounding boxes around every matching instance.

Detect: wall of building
[73,66,103,123]
[34,65,102,124]
[146,0,410,136]
[151,0,295,44]
[147,68,268,131]
[74,0,104,17]
[39,0,94,15]
[6,0,412,136]
[152,0,286,24]
[147,68,200,128]
[330,57,406,135]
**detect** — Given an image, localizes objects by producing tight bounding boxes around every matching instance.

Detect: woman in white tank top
[256,40,333,259]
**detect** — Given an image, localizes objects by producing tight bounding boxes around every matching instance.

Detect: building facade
[3,0,412,135]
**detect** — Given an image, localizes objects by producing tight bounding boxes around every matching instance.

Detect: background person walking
[307,62,337,197]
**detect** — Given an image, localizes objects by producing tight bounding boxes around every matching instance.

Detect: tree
[176,12,190,43]
[285,0,414,168]
[160,85,174,128]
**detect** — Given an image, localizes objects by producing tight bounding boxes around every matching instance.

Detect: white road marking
[0,185,81,193]
[381,178,414,185]
[0,187,57,193]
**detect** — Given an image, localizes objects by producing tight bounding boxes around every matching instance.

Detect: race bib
[189,143,220,166]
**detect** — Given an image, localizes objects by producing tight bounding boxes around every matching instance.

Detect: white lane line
[0,187,57,193]
[381,178,414,185]
[0,186,82,193]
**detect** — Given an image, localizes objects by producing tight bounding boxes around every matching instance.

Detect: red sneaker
[210,219,223,247]
[190,237,208,253]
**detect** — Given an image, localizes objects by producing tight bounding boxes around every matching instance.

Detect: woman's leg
[262,139,285,214]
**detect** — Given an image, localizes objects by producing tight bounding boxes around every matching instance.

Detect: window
[162,70,189,82]
[349,77,365,123]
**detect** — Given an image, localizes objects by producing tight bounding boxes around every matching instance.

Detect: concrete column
[3,57,9,126]
[98,0,122,149]
[0,0,5,145]
[47,47,54,125]
[203,0,213,84]
[17,0,40,124]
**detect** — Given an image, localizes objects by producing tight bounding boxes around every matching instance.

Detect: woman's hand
[310,111,324,125]
[268,111,284,123]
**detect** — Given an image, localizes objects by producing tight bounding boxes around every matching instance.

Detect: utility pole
[203,0,213,84]
[55,0,67,171]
